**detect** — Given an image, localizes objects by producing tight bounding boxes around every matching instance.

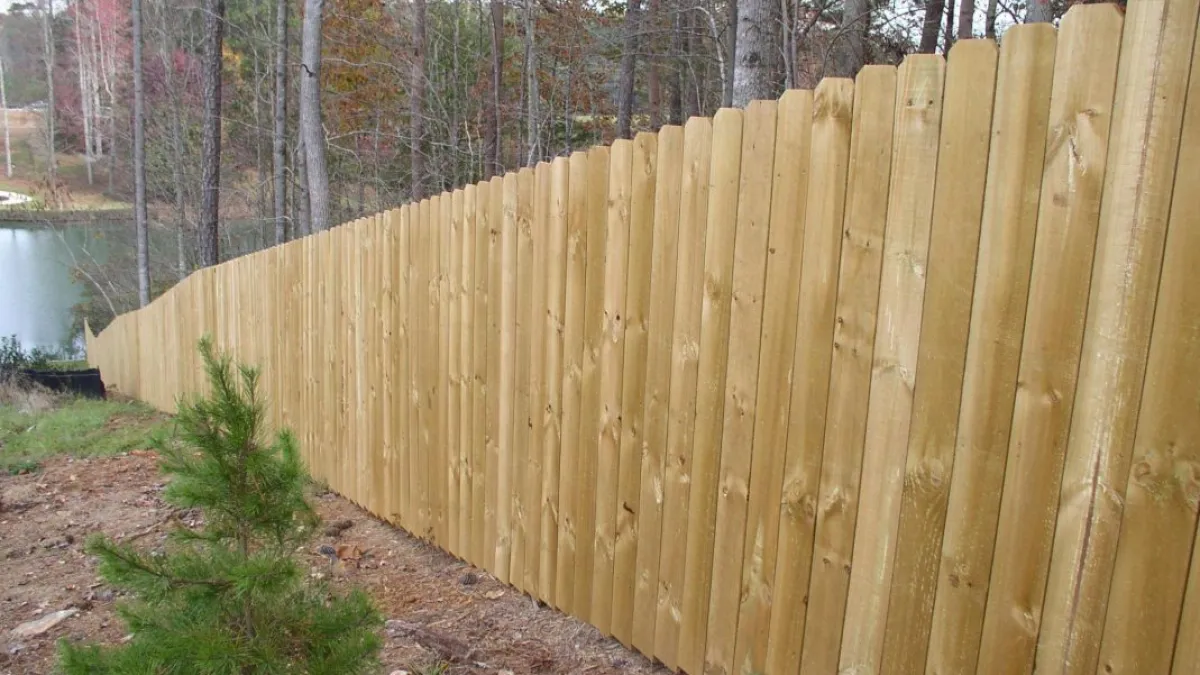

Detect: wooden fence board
[794,66,896,675]
[654,117,713,670]
[924,22,1059,674]
[880,39,998,675]
[758,78,855,675]
[449,190,464,556]
[540,156,570,604]
[392,207,411,526]
[471,182,490,564]
[611,131,659,645]
[703,99,779,675]
[732,87,817,675]
[1175,520,1200,673]
[574,146,610,621]
[509,168,537,590]
[839,54,945,675]
[1035,0,1197,668]
[678,107,744,675]
[484,176,505,574]
[556,151,590,614]
[496,172,522,580]
[631,124,684,657]
[592,139,635,636]
[459,188,476,556]
[523,162,550,594]
[1098,22,1200,671]
[438,195,452,545]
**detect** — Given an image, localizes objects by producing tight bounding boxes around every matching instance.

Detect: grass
[0,387,173,474]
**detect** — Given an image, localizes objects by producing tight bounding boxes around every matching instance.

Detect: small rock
[96,589,115,602]
[10,608,79,638]
[483,590,505,600]
[7,642,25,655]
[323,519,354,537]
[460,572,479,586]
[388,671,411,675]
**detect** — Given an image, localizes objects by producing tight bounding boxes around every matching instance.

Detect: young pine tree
[60,337,382,674]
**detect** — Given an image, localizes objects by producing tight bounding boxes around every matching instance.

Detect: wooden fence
[86,0,1200,671]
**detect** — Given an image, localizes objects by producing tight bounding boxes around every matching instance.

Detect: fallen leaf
[10,608,79,638]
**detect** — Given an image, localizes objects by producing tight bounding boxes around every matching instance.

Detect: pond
[0,225,104,354]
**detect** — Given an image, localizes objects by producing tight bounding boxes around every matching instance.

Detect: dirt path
[0,454,668,675]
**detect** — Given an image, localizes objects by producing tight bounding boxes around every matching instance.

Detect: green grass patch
[0,396,173,474]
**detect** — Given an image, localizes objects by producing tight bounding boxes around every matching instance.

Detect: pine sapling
[60,337,382,674]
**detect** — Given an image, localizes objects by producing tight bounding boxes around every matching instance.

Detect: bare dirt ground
[0,453,668,675]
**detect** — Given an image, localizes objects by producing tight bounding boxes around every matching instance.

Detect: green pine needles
[59,337,383,674]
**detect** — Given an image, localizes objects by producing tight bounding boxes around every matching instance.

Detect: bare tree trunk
[958,0,975,38]
[295,136,311,236]
[985,0,997,37]
[74,7,93,185]
[1025,0,1052,22]
[410,0,427,199]
[833,0,869,77]
[522,0,538,164]
[160,9,189,280]
[919,0,946,52]
[0,48,11,178]
[42,0,57,204]
[274,0,288,243]
[616,0,643,139]
[198,0,225,267]
[944,0,956,51]
[486,0,503,176]
[299,0,330,231]
[133,0,150,306]
[668,3,683,125]
[723,0,736,107]
[647,0,661,129]
[732,0,781,107]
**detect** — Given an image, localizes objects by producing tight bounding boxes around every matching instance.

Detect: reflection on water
[0,226,100,352]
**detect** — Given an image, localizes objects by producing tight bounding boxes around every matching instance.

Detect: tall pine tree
[59,337,382,674]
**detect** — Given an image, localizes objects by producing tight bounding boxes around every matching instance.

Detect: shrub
[58,337,382,674]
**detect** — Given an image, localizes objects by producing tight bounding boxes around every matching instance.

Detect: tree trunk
[198,0,225,267]
[410,0,427,199]
[300,0,330,231]
[522,0,539,165]
[732,0,781,107]
[295,136,311,236]
[133,0,150,306]
[668,2,683,125]
[42,0,57,205]
[833,0,869,77]
[1026,0,1052,21]
[985,0,998,37]
[616,0,642,139]
[485,0,503,177]
[723,0,736,107]
[160,9,189,280]
[0,48,11,178]
[274,0,288,243]
[944,0,956,51]
[647,0,661,129]
[919,0,946,52]
[958,0,975,39]
[74,8,93,186]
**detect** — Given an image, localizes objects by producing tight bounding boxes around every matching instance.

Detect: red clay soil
[0,453,669,675]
